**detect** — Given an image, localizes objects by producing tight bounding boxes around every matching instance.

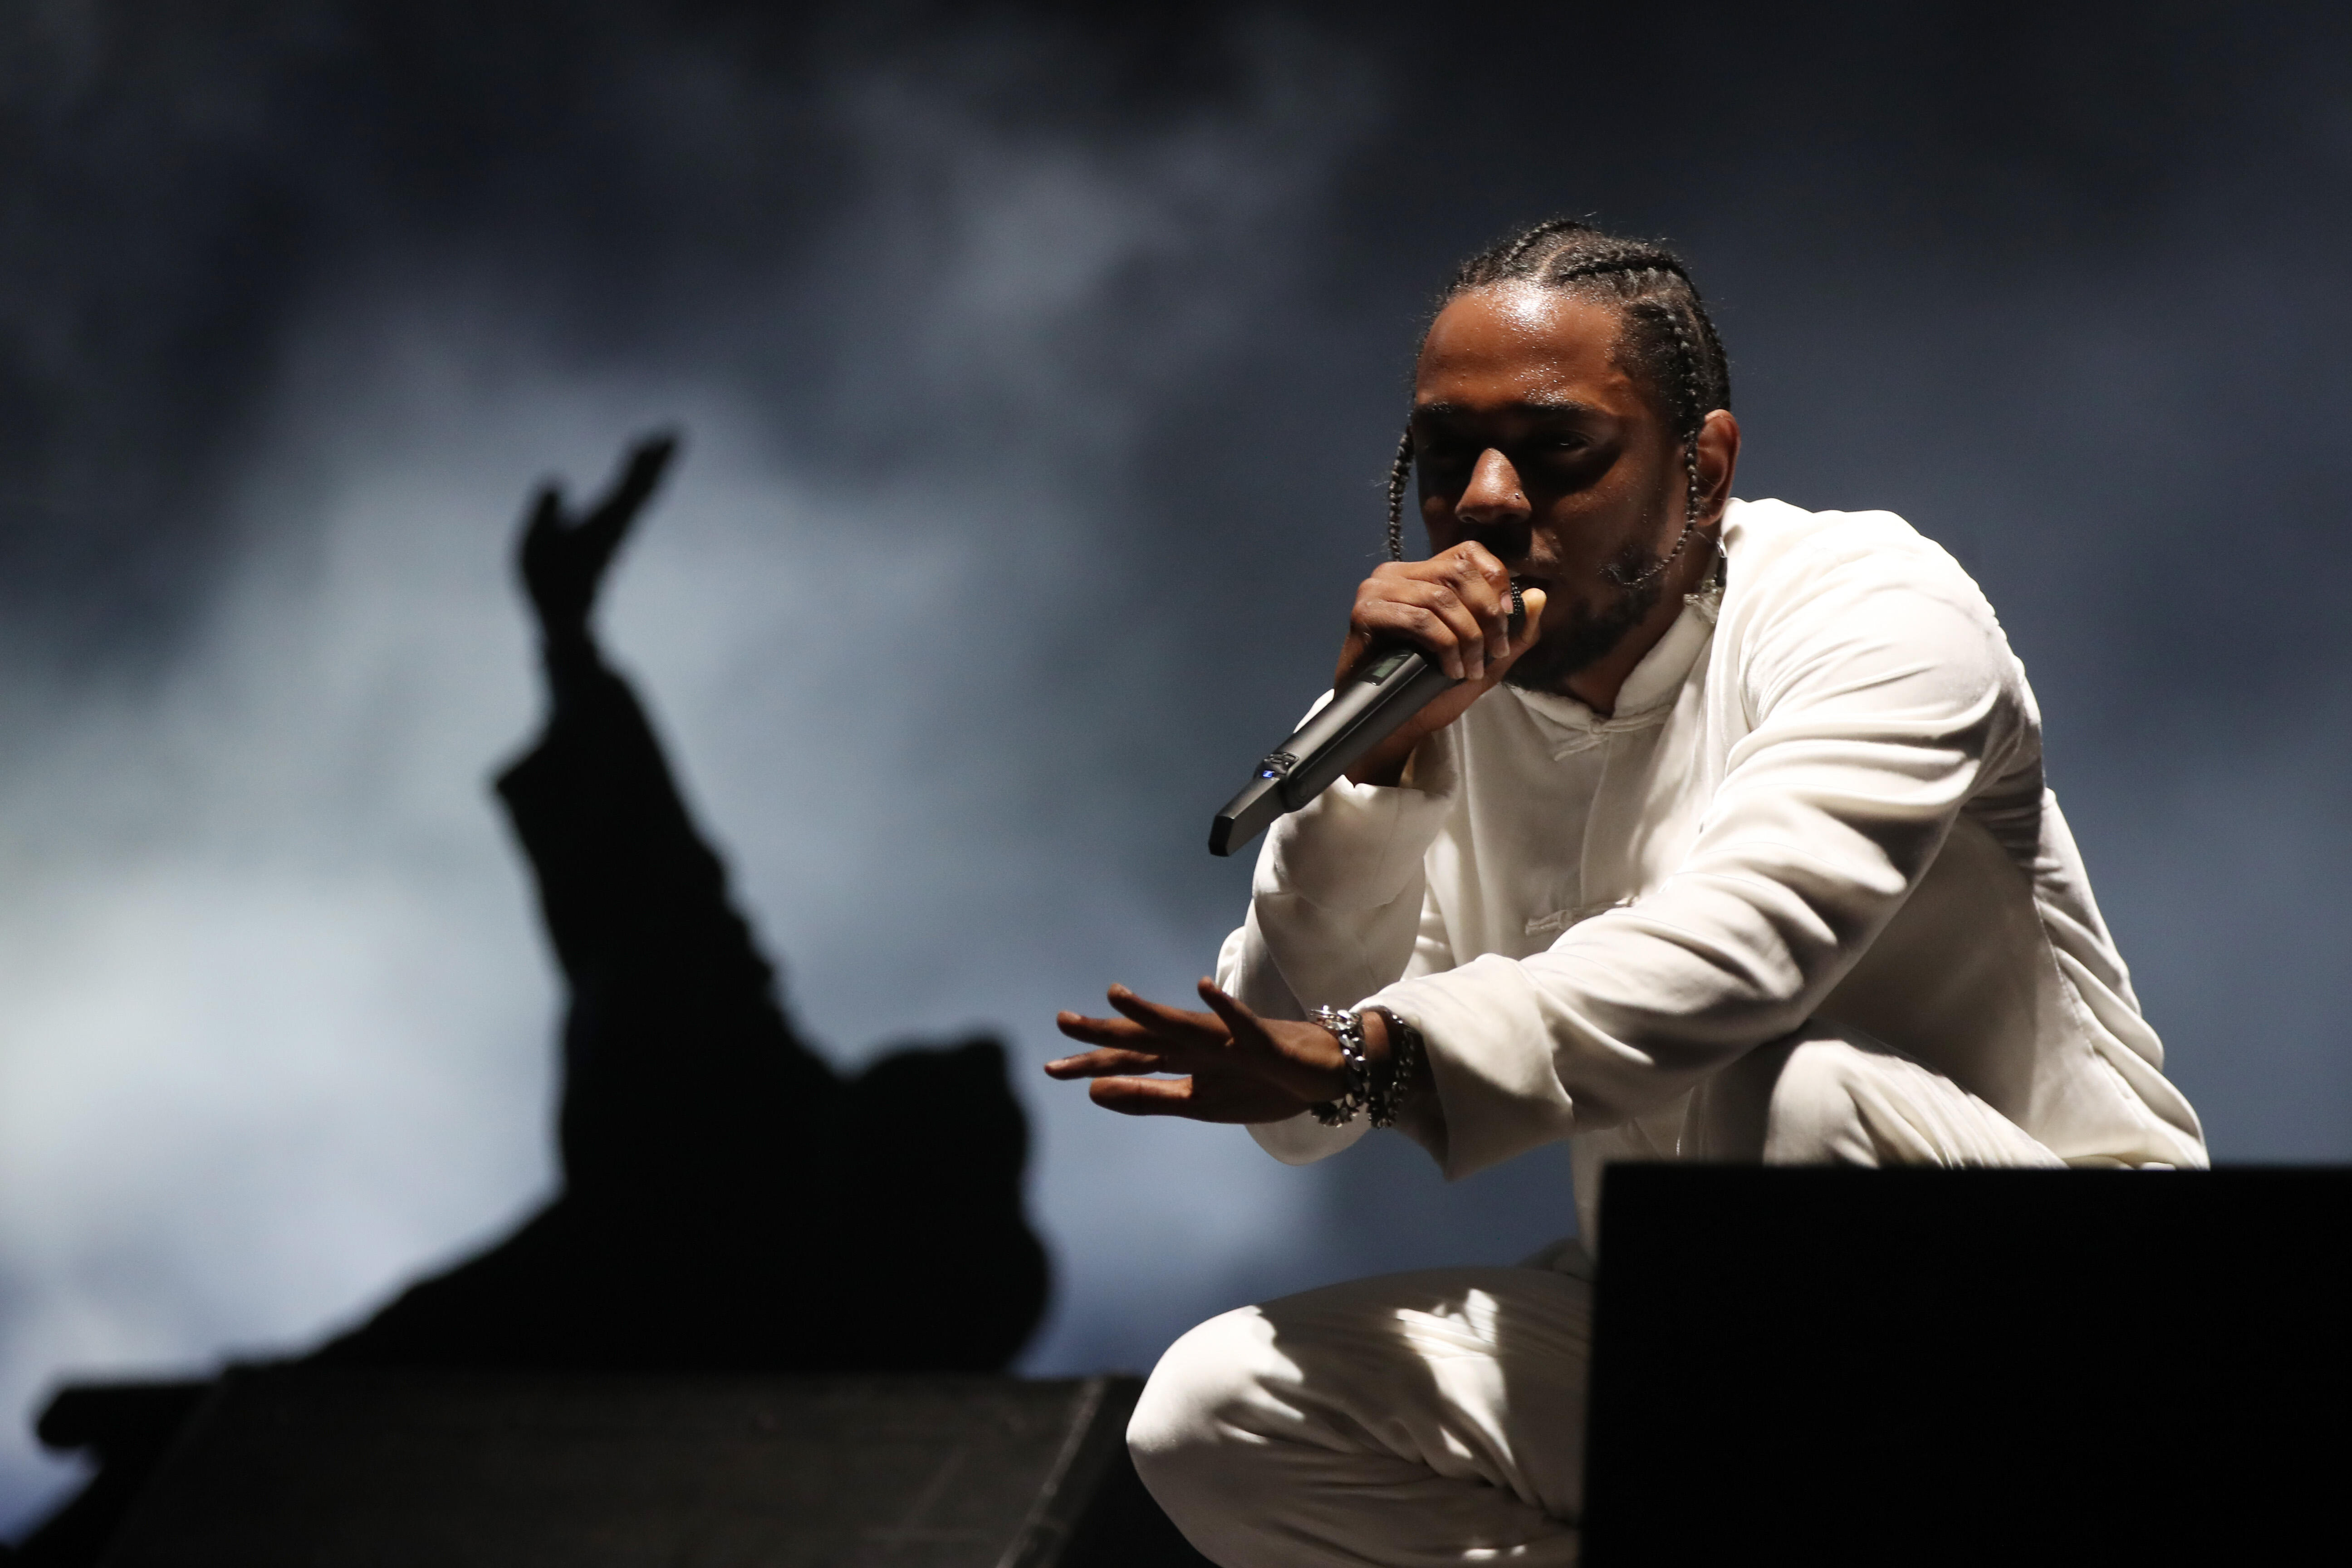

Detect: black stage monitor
[1580,1165,2350,1566]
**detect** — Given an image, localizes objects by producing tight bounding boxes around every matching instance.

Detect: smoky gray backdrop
[2,0,2346,1529]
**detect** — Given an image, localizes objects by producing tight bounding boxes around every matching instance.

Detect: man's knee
[1693,1023,2056,1166]
[1686,1025,1891,1164]
[1758,1034,1886,1163]
[1127,1305,1279,1522]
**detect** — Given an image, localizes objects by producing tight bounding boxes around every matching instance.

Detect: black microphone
[1209,580,1522,858]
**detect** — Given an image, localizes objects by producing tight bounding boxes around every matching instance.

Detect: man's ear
[1696,408,1741,523]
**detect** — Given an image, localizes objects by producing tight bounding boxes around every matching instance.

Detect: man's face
[1411,283,1689,690]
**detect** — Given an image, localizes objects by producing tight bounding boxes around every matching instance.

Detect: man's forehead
[1415,284,1632,408]
[1412,392,1607,423]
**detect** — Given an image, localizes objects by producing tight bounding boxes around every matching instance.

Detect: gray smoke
[0,1,1411,1521]
[3,0,2348,1531]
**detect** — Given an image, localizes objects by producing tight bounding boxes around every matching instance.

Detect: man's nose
[1455,449,1531,561]
[1457,449,1529,525]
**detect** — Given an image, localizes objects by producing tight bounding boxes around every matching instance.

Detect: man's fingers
[1042,1046,1166,1079]
[1431,542,1516,664]
[1054,1009,1153,1048]
[1084,1072,1310,1124]
[1198,979,1354,1104]
[1102,984,1230,1045]
[1356,579,1490,681]
[1493,586,1549,669]
[1049,985,1348,1123]
[1193,980,1266,1046]
[1456,586,1548,694]
[1057,995,1225,1069]
[1086,1075,1203,1116]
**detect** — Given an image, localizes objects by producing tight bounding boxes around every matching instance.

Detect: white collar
[1504,587,1719,738]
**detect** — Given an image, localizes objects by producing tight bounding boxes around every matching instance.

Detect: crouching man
[1045,219,2205,1567]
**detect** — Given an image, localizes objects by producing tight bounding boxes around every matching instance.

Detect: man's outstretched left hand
[1047,980,1361,1123]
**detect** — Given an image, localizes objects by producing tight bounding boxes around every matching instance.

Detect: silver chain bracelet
[1309,1005,1426,1128]
[1364,1006,1423,1128]
[1308,1005,1371,1126]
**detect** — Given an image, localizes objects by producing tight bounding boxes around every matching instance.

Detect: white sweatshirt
[1221,498,2206,1233]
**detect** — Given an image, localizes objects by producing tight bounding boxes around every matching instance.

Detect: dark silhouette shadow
[304,433,1050,1372]
[8,435,1115,1564]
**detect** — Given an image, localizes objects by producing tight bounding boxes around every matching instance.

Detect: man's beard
[1502,548,1664,695]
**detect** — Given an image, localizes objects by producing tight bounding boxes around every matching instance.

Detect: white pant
[1130,1026,2061,1567]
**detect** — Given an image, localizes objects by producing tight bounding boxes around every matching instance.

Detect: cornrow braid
[1384,219,1731,585]
[1602,294,1707,586]
[1493,215,1592,274]
[1385,426,1414,564]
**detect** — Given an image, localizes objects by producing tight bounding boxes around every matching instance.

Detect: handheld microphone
[1208,579,1523,858]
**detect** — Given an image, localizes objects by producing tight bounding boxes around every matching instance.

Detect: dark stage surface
[3,0,2349,1535]
[15,1166,2344,1564]
[30,1371,1200,1568]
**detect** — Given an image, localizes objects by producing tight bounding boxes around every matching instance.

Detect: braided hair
[1386,219,1732,584]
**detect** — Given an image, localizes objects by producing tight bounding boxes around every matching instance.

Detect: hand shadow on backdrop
[308,431,1051,1373]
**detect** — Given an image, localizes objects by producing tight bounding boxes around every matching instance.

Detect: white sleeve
[1216,725,1461,1165]
[1367,548,2032,1179]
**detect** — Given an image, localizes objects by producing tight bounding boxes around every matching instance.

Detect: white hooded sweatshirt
[1221,498,2206,1235]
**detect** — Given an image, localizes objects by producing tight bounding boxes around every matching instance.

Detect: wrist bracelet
[1365,1006,1424,1128]
[1308,1005,1371,1127]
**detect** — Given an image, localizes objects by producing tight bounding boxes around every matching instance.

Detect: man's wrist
[1363,1006,1431,1109]
[1307,1006,1373,1126]
[1307,1007,1424,1128]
